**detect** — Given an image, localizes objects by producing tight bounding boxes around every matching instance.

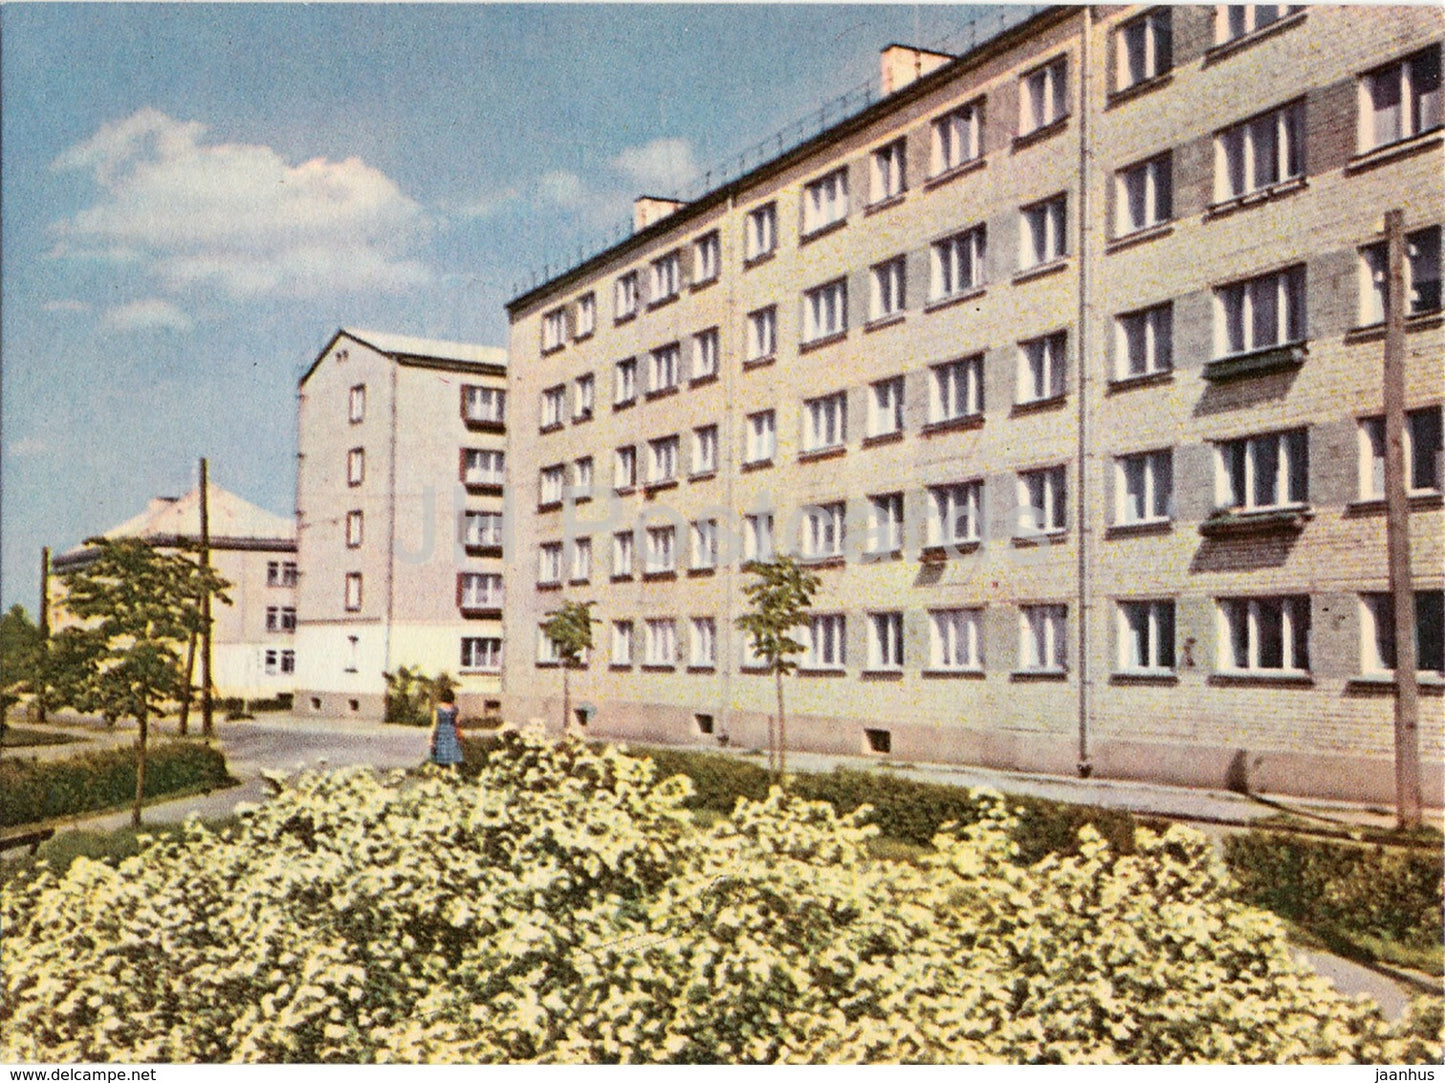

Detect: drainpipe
[1075,5,1094,777]
[384,360,399,680]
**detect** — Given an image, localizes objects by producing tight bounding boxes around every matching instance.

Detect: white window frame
[1115,450,1174,525]
[347,448,365,486]
[930,608,983,671]
[803,391,847,452]
[1117,9,1172,90]
[345,510,363,548]
[1020,604,1068,673]
[1360,592,1445,674]
[462,510,503,548]
[1020,57,1068,136]
[614,445,637,490]
[1018,332,1067,404]
[690,617,717,668]
[692,425,719,476]
[1359,407,1443,498]
[1359,226,1443,325]
[615,272,638,319]
[870,139,907,204]
[745,202,778,260]
[575,292,596,338]
[930,224,986,300]
[1116,304,1173,379]
[650,343,680,392]
[1217,596,1311,673]
[928,481,983,547]
[462,449,505,487]
[805,613,847,670]
[541,385,566,429]
[868,492,904,555]
[574,374,595,421]
[1215,429,1308,512]
[694,230,721,283]
[460,572,504,609]
[538,542,563,585]
[692,518,719,569]
[869,376,905,437]
[868,611,904,671]
[541,307,567,351]
[570,537,592,582]
[461,636,502,672]
[1215,5,1302,46]
[870,257,907,322]
[646,525,677,574]
[802,167,849,235]
[540,464,566,506]
[537,626,564,665]
[803,278,848,343]
[1020,195,1068,269]
[645,618,677,667]
[651,250,681,302]
[648,435,680,484]
[745,410,776,463]
[746,306,777,361]
[1116,154,1172,235]
[931,355,984,423]
[1117,600,1176,673]
[463,384,505,424]
[801,502,846,559]
[1214,265,1306,357]
[1214,101,1304,202]
[1359,45,1443,152]
[693,327,719,380]
[1018,466,1067,535]
[931,100,983,175]
[344,572,363,612]
[348,384,366,424]
[612,530,635,577]
[611,621,634,666]
[743,512,775,562]
[615,357,637,405]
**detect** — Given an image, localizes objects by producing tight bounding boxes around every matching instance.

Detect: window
[870,257,906,321]
[869,376,905,437]
[803,278,848,342]
[802,167,849,234]
[930,609,983,671]
[463,510,503,548]
[651,251,681,302]
[746,306,777,361]
[928,481,983,546]
[542,307,567,351]
[868,492,904,555]
[344,573,362,612]
[264,649,296,676]
[1018,332,1067,404]
[463,385,505,424]
[1360,46,1442,151]
[805,614,847,669]
[692,425,718,475]
[1116,304,1173,379]
[614,446,637,490]
[1020,604,1068,672]
[346,510,363,548]
[267,560,299,587]
[801,502,846,559]
[1216,429,1308,511]
[1215,101,1303,201]
[461,637,502,672]
[1361,592,1445,673]
[1018,466,1067,534]
[692,518,719,569]
[651,343,680,392]
[347,448,365,486]
[615,357,637,405]
[1118,9,1172,89]
[462,449,505,486]
[1359,226,1443,324]
[576,292,596,338]
[541,385,566,429]
[743,512,774,562]
[745,410,776,463]
[612,621,634,666]
[932,100,983,175]
[1118,600,1175,672]
[537,627,564,665]
[645,619,677,666]
[646,525,677,573]
[571,537,592,582]
[1020,57,1068,135]
[1021,195,1068,269]
[930,224,986,300]
[1216,5,1302,45]
[540,464,566,506]
[615,271,638,319]
[649,435,680,484]
[803,392,847,452]
[1116,450,1173,525]
[1214,265,1305,356]
[574,374,595,420]
[1218,596,1310,672]
[348,384,366,424]
[573,455,594,497]
[1359,408,1443,497]
[538,542,563,585]
[745,202,777,260]
[691,618,717,667]
[1116,154,1172,234]
[694,230,721,283]
[931,356,984,422]
[693,328,719,380]
[871,139,907,203]
[459,572,504,609]
[869,612,904,670]
[612,530,635,577]
[265,606,297,633]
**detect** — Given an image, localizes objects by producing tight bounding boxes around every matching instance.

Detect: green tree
[0,604,44,735]
[383,666,458,726]
[735,555,820,791]
[540,599,598,731]
[50,538,231,825]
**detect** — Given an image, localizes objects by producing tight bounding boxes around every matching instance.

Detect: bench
[0,827,55,855]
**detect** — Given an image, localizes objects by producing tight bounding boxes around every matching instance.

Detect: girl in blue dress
[429,689,464,767]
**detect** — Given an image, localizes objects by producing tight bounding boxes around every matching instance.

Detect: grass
[0,725,82,748]
[1,815,241,888]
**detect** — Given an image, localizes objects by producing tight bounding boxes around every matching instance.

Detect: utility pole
[200,458,215,737]
[1382,209,1421,830]
[37,546,50,724]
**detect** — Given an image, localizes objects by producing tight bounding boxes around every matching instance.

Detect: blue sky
[1,2,1027,611]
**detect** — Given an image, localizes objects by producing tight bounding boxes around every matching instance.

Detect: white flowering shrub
[2,730,1439,1064]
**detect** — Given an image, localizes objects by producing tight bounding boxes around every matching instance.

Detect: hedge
[0,741,232,828]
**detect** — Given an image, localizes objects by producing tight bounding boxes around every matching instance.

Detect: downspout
[720,190,738,742]
[384,360,399,678]
[1075,5,1094,777]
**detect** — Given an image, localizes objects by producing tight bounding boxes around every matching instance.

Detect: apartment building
[295,329,509,718]
[51,483,298,699]
[503,5,1444,803]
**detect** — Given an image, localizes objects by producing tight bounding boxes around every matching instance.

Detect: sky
[1,1,1034,612]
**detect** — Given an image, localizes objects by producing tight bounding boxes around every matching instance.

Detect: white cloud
[50,108,433,300]
[102,298,193,333]
[537,170,588,211]
[6,437,48,458]
[612,138,700,195]
[43,299,92,314]
[451,186,520,221]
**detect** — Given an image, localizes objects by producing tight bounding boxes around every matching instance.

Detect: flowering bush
[2,730,1439,1064]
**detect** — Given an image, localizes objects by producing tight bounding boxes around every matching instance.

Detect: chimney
[633,196,686,233]
[880,44,954,96]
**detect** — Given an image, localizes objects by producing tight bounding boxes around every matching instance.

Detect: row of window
[543,592,1445,678]
[265,606,296,633]
[265,560,298,587]
[341,384,507,427]
[264,648,296,676]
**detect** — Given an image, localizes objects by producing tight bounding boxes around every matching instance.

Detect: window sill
[459,668,501,676]
[1346,674,1445,695]
[538,500,563,513]
[1204,176,1307,221]
[539,422,564,435]
[687,566,717,578]
[613,485,636,497]
[613,398,636,413]
[1208,670,1313,688]
[865,312,906,333]
[924,156,986,192]
[614,311,637,326]
[743,250,777,270]
[1202,342,1306,382]
[686,664,717,674]
[1012,531,1068,548]
[640,664,676,673]
[865,192,906,216]
[800,330,848,354]
[1107,369,1173,393]
[1013,115,1069,152]
[921,414,984,437]
[463,418,506,434]
[799,217,848,245]
[743,355,776,371]
[800,554,846,569]
[647,293,680,312]
[541,343,565,357]
[609,663,633,672]
[459,606,503,620]
[924,285,986,315]
[798,444,846,464]
[574,330,594,344]
[1012,393,1067,417]
[864,548,905,562]
[1198,507,1312,538]
[797,667,848,678]
[1343,492,1444,516]
[643,478,679,496]
[464,544,503,558]
[463,482,504,497]
[1346,128,1444,176]
[862,430,905,448]
[690,372,719,389]
[572,411,594,425]
[1203,10,1307,65]
[922,668,985,680]
[1110,671,1178,687]
[567,578,591,588]
[1105,519,1173,540]
[920,541,981,563]
[642,570,678,582]
[691,275,719,294]
[740,458,774,473]
[1106,222,1174,255]
[610,573,634,583]
[1010,669,1068,682]
[1346,310,1445,342]
[645,385,680,403]
[1105,70,1174,109]
[537,581,563,592]
[861,669,904,681]
[1013,258,1070,286]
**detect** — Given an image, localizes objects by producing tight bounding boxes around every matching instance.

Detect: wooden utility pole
[200,458,215,737]
[1382,209,1421,830]
[37,546,50,724]
[178,630,197,736]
